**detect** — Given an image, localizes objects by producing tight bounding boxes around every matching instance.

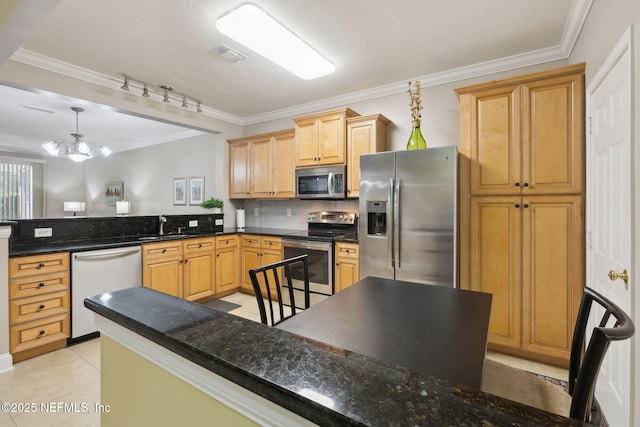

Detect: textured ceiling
[0,0,584,156]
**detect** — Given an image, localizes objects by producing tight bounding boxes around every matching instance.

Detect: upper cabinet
[455,64,584,196]
[293,108,359,167]
[228,129,295,199]
[346,114,389,198]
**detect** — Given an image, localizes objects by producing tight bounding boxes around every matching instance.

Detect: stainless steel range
[281,211,357,308]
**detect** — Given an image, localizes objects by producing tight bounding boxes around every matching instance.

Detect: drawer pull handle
[39,330,45,335]
[38,263,45,268]
[38,282,45,287]
[39,304,45,310]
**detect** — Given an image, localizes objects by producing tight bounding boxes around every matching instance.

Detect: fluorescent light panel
[216,4,335,80]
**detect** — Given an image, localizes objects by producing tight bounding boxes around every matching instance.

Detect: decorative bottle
[406,119,427,150]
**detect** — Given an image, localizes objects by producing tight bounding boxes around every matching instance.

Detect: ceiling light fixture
[216,4,335,80]
[120,75,203,113]
[41,107,112,162]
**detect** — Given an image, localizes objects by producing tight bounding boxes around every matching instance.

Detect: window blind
[0,158,33,220]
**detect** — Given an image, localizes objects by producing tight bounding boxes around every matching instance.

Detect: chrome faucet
[159,215,167,235]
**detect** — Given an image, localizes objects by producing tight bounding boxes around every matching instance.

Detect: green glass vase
[406,120,427,150]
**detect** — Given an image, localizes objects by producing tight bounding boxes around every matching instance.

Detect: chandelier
[42,107,112,162]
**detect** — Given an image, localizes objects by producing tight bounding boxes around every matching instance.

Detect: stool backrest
[249,254,310,326]
[569,287,635,422]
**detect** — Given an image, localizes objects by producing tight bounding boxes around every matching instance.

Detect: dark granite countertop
[9,227,305,257]
[85,287,584,427]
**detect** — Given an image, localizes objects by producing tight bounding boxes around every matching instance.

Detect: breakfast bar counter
[85,284,585,426]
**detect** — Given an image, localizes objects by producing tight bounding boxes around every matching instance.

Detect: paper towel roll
[236,208,245,229]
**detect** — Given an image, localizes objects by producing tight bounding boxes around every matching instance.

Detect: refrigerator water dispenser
[366,201,387,236]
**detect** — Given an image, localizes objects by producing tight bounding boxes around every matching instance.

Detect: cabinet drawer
[336,242,359,259]
[216,235,238,248]
[241,235,261,248]
[143,241,183,258]
[183,237,215,254]
[10,290,69,325]
[9,272,69,299]
[10,313,70,354]
[261,237,282,250]
[9,253,70,279]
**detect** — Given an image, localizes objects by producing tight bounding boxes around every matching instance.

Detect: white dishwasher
[71,245,142,339]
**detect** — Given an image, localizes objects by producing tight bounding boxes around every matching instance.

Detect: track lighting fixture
[120,75,203,113]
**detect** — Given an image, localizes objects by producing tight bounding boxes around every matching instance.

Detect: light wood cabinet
[240,235,282,297]
[229,140,250,198]
[456,63,585,366]
[183,237,216,301]
[9,252,70,362]
[215,235,240,294]
[142,240,184,298]
[334,242,359,293]
[293,108,359,167]
[346,114,389,198]
[228,129,295,199]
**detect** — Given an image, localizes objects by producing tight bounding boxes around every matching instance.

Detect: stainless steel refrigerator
[358,146,458,287]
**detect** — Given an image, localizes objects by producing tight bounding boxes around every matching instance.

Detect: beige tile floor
[0,292,567,426]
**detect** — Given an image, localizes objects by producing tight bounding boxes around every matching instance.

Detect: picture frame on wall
[173,177,186,205]
[105,181,124,206]
[189,177,204,205]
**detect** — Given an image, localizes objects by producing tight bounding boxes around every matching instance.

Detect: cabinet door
[347,120,373,198]
[261,249,282,298]
[521,195,583,362]
[469,196,522,349]
[229,141,251,198]
[183,252,215,301]
[522,72,584,195]
[241,247,262,292]
[317,112,346,165]
[251,137,272,198]
[294,117,318,167]
[216,246,239,293]
[143,255,183,297]
[463,86,521,196]
[272,133,295,198]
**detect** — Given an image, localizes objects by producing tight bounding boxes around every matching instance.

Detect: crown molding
[9,0,592,128]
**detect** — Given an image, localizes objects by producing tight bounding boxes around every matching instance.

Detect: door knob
[608,269,629,285]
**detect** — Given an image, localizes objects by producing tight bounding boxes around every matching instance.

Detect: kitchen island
[85,285,586,426]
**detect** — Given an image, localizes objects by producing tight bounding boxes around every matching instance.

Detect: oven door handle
[282,240,332,251]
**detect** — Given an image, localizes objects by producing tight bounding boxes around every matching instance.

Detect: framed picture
[105,181,124,206]
[173,177,186,205]
[189,177,204,205]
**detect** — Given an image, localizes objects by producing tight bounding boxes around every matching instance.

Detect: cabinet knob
[514,182,520,187]
[38,282,45,287]
[523,182,529,187]
[38,263,45,268]
[515,203,520,208]
[523,203,529,208]
[162,249,167,253]
[39,304,45,310]
[39,330,45,335]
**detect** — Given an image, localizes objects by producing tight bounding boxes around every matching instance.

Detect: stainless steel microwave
[295,165,346,199]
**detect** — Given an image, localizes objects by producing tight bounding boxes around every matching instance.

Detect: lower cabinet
[215,235,240,294]
[143,236,241,301]
[8,252,71,362]
[335,242,359,293]
[241,235,282,296]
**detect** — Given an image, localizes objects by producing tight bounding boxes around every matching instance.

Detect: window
[0,157,44,220]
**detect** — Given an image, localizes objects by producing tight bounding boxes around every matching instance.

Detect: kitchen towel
[236,208,245,229]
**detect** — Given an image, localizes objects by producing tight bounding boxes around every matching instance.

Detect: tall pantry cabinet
[455,63,585,366]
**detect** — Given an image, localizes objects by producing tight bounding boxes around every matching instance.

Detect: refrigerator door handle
[388,178,395,268]
[394,178,401,269]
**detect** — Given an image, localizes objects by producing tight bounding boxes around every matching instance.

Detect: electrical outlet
[189,220,198,227]
[254,208,259,216]
[34,228,52,238]
[287,208,292,217]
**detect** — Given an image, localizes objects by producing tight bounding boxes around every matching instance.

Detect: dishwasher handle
[73,247,141,261]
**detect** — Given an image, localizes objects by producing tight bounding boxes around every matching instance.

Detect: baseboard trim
[0,352,14,374]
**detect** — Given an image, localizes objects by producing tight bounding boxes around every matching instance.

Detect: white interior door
[587,27,634,427]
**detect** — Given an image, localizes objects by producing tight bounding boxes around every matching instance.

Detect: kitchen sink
[138,236,161,241]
